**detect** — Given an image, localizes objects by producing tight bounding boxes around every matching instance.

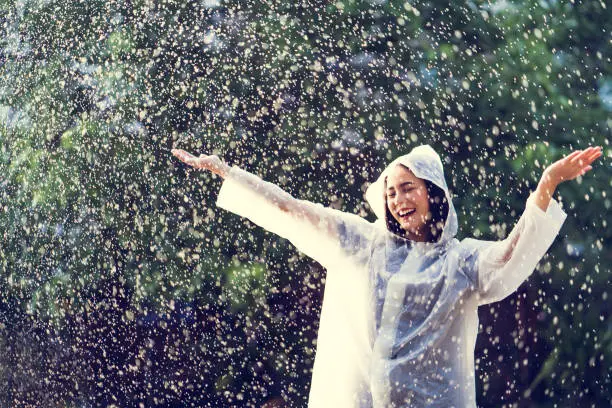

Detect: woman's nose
[393,194,409,207]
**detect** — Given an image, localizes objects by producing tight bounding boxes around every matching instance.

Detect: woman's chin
[400,221,419,231]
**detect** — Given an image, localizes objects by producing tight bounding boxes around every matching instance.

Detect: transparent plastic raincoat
[215,145,566,407]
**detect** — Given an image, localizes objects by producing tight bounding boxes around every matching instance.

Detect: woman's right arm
[171,149,376,268]
[171,149,335,233]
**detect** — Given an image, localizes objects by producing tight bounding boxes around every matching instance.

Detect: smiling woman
[384,165,431,241]
[384,164,449,243]
[172,144,601,407]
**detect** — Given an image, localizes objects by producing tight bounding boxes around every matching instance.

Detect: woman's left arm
[472,146,603,305]
[532,146,603,211]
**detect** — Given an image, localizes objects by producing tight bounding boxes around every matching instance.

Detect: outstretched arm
[172,149,333,233]
[171,149,376,268]
[472,146,602,304]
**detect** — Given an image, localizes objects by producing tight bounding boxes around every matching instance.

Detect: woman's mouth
[397,208,416,221]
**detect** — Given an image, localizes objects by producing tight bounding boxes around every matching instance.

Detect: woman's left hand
[533,146,603,212]
[542,146,603,186]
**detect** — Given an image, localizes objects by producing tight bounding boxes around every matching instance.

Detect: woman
[172,145,601,407]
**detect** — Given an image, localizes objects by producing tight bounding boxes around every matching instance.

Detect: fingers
[569,149,589,164]
[586,147,603,163]
[567,147,602,172]
[578,147,603,168]
[172,149,200,167]
[171,149,191,160]
[564,147,602,180]
[565,150,582,161]
[580,165,593,176]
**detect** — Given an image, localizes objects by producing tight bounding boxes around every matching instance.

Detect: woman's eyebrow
[387,181,414,191]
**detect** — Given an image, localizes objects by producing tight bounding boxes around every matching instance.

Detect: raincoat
[215,145,567,407]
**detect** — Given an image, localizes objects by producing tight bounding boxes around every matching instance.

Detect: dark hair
[424,180,449,241]
[384,178,449,243]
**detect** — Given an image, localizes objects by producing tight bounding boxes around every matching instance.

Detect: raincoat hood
[365,144,458,244]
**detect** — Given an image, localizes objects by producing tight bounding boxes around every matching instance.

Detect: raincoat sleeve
[462,193,567,305]
[215,166,377,269]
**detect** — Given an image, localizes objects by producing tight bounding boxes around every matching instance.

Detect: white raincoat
[215,145,566,407]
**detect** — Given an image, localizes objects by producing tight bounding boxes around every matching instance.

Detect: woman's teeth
[398,209,416,217]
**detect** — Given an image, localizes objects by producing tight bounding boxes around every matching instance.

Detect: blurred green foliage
[0,0,610,406]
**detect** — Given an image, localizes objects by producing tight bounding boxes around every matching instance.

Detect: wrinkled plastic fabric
[216,145,567,407]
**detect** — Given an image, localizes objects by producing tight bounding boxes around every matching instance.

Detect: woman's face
[385,164,431,241]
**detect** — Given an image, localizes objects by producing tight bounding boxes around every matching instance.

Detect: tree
[0,0,610,405]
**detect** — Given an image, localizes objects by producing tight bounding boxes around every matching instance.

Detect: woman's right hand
[171,149,230,178]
